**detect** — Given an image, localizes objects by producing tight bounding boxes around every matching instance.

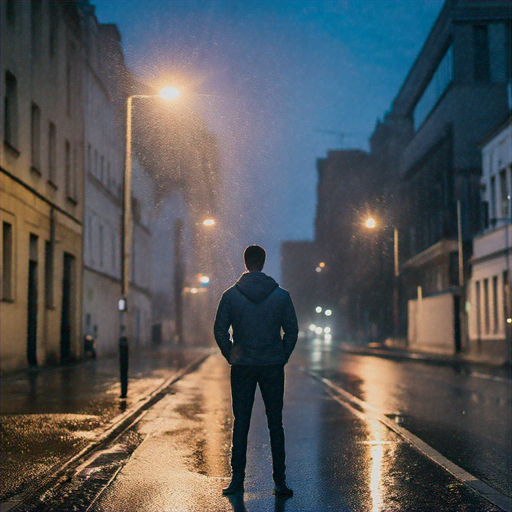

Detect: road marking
[302,367,512,512]
[470,372,510,383]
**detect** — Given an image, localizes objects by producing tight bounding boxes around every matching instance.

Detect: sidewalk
[0,344,212,506]
[339,341,511,373]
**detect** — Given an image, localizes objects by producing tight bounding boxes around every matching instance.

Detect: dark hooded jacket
[214,271,299,366]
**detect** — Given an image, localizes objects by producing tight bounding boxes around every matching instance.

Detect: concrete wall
[408,292,456,355]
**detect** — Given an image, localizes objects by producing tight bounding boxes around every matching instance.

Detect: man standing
[214,245,299,497]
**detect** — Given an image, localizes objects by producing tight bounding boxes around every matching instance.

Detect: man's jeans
[230,364,286,482]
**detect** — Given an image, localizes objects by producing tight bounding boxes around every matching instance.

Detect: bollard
[119,336,129,398]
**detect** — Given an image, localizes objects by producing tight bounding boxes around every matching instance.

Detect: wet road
[1,340,510,511]
[0,346,209,503]
[297,338,511,498]
[85,351,507,512]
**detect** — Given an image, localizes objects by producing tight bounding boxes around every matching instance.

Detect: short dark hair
[244,245,266,271]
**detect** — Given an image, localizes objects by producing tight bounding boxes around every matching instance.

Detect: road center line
[301,366,512,512]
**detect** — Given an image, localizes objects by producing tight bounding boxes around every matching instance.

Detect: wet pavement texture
[0,346,209,502]
[297,338,512,498]
[88,353,501,512]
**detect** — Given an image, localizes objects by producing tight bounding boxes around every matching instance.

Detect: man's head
[244,245,266,271]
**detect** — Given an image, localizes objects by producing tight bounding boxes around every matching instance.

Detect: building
[80,5,153,356]
[370,0,511,355]
[468,116,511,363]
[280,240,317,333]
[1,1,85,371]
[314,149,394,340]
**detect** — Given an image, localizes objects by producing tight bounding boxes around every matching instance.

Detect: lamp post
[365,217,400,341]
[118,86,180,399]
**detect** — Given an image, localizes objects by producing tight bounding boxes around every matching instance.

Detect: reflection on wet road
[299,337,512,498]
[92,352,502,512]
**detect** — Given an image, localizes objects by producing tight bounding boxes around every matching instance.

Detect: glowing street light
[365,217,376,229]
[325,309,332,316]
[203,218,216,227]
[315,306,322,313]
[199,275,210,285]
[159,86,180,100]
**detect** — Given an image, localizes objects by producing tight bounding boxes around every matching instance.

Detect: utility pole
[174,218,184,344]
[457,200,466,353]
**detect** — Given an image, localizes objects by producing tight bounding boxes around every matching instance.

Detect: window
[6,0,16,25]
[112,232,117,272]
[65,140,71,197]
[483,278,490,333]
[492,276,499,333]
[475,281,481,337]
[66,42,75,116]
[31,0,42,56]
[31,103,41,172]
[29,233,38,262]
[490,176,496,221]
[489,23,510,82]
[87,216,94,264]
[44,241,54,307]
[2,222,14,300]
[87,144,92,173]
[72,147,78,201]
[48,122,57,184]
[503,270,509,323]
[413,45,453,130]
[474,25,490,82]
[499,169,508,219]
[4,71,18,148]
[49,3,58,59]
[99,224,104,267]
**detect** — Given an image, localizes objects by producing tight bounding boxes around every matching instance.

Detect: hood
[235,271,278,304]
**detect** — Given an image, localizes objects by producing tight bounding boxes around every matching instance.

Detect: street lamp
[364,216,400,340]
[119,86,180,399]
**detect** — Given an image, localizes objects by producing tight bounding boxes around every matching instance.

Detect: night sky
[93,0,444,277]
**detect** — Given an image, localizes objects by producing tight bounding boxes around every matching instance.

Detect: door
[27,256,38,366]
[60,253,74,362]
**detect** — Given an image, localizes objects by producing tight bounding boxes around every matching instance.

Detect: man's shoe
[223,477,244,495]
[273,481,293,497]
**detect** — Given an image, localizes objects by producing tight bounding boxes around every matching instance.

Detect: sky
[93,0,445,278]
